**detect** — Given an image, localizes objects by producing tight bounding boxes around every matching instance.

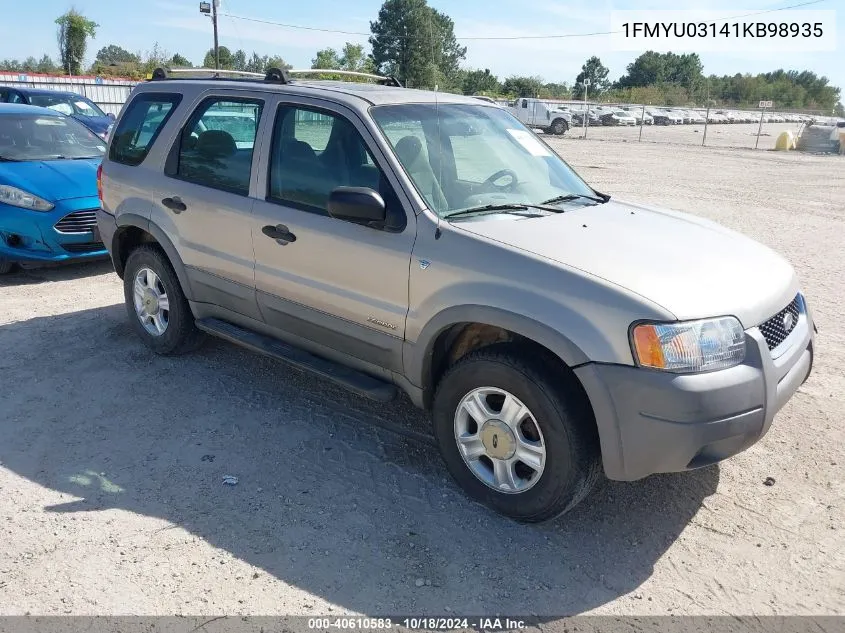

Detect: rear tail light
[97,163,104,209]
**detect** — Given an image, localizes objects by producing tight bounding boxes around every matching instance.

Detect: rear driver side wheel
[123,245,204,355]
[432,344,601,522]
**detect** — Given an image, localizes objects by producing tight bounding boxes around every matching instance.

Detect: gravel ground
[0,139,843,621]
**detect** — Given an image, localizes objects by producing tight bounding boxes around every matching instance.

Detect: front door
[251,101,415,374]
[150,92,266,319]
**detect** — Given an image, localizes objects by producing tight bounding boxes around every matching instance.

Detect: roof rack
[149,66,291,83]
[288,69,403,87]
[148,66,402,88]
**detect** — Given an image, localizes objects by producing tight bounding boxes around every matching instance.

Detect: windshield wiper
[0,156,21,162]
[444,203,562,220]
[542,192,610,205]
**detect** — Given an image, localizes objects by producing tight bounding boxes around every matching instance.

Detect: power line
[220,0,826,42]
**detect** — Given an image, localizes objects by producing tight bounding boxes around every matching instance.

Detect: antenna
[431,10,443,240]
[434,85,442,240]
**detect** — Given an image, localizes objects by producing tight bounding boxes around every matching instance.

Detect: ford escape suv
[97,68,815,522]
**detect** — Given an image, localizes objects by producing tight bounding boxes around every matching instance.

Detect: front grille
[759,295,801,350]
[63,242,105,254]
[54,210,98,234]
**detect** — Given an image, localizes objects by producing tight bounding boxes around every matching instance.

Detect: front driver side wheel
[432,344,600,522]
[123,245,204,355]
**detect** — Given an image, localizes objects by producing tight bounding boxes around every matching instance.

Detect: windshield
[0,113,106,161]
[28,94,107,118]
[371,103,597,218]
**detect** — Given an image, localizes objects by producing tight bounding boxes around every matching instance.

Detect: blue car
[0,86,115,140]
[0,103,107,273]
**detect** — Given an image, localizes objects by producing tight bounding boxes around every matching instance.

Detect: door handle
[162,197,187,213]
[262,224,297,244]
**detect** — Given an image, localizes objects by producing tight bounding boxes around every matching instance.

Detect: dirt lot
[1,139,843,620]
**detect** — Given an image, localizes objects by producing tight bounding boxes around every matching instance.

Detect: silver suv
[97,68,815,522]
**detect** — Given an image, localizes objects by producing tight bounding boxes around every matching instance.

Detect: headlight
[0,185,54,211]
[631,316,746,373]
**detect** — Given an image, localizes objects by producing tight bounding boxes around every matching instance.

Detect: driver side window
[267,105,400,223]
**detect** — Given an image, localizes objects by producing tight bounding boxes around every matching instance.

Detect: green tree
[574,56,610,98]
[369,0,466,89]
[140,42,171,75]
[36,55,59,74]
[203,46,234,69]
[232,49,248,71]
[0,59,22,71]
[541,82,570,99]
[462,68,500,95]
[55,9,98,75]
[20,57,39,72]
[244,52,265,73]
[835,102,844,117]
[340,43,375,73]
[169,53,192,68]
[312,48,342,69]
[95,44,139,66]
[266,55,291,71]
[502,75,544,98]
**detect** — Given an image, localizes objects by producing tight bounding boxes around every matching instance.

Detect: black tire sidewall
[433,353,594,521]
[552,119,567,135]
[123,246,196,355]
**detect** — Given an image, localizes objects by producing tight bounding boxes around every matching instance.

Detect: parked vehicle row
[491,99,814,128]
[0,86,115,139]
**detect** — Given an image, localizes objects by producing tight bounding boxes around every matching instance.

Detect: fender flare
[407,304,590,392]
[114,214,194,300]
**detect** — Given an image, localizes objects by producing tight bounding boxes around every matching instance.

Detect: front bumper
[575,300,815,481]
[0,197,108,264]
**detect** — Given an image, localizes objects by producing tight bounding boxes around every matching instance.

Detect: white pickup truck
[507,98,572,135]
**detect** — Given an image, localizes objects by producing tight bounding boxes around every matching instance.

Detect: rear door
[150,91,266,319]
[250,98,416,375]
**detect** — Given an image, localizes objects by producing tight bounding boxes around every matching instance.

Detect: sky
[0,0,841,96]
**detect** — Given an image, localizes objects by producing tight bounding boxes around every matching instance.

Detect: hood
[455,199,798,327]
[72,114,111,135]
[0,158,100,203]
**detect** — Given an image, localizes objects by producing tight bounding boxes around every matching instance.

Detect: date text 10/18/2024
[308,617,527,630]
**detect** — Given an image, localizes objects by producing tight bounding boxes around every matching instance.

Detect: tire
[0,259,13,274]
[123,244,204,355]
[432,344,600,522]
[551,119,568,136]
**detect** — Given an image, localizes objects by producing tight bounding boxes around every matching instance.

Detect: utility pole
[199,1,220,69]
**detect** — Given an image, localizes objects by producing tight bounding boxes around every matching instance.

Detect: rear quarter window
[109,93,181,166]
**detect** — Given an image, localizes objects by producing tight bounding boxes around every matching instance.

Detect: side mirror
[328,187,386,227]
[107,112,116,121]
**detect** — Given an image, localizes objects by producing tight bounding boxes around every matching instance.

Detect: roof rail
[149,67,291,83]
[288,69,403,88]
[148,66,402,87]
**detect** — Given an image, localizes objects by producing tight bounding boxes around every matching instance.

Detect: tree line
[0,2,841,113]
